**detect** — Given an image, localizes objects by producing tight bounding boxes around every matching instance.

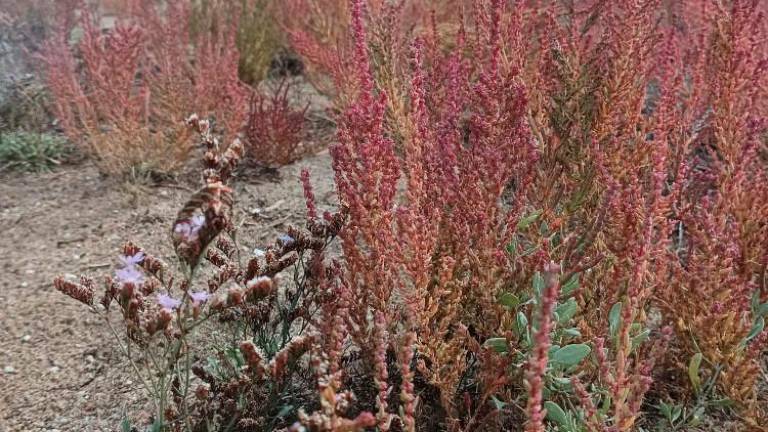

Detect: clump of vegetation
[0,1,56,133]
[51,0,768,431]
[0,76,50,132]
[244,78,311,168]
[0,130,67,172]
[56,117,362,431]
[190,0,285,86]
[37,0,248,176]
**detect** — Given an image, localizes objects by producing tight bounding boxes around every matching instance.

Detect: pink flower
[157,293,181,311]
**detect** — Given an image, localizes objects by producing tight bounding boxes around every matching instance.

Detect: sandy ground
[0,150,337,431]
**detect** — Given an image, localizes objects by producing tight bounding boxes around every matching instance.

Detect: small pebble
[49,366,60,373]
[21,335,31,343]
[3,365,16,374]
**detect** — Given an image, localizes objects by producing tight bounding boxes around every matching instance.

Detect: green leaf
[532,272,545,297]
[226,347,245,368]
[689,406,704,427]
[658,401,672,421]
[561,274,580,296]
[491,396,507,410]
[544,401,568,425]
[550,344,591,367]
[516,312,529,337]
[505,239,518,255]
[556,298,578,323]
[517,210,542,229]
[539,220,550,236]
[672,405,682,423]
[757,302,768,317]
[551,376,573,390]
[609,302,622,338]
[742,316,764,346]
[276,404,294,418]
[563,328,581,338]
[120,418,132,432]
[548,345,561,357]
[709,398,735,408]
[206,356,224,380]
[499,292,520,309]
[485,337,509,353]
[550,232,563,248]
[631,329,651,351]
[149,419,163,432]
[688,352,703,394]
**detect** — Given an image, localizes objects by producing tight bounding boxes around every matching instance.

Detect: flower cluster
[173,215,206,243]
[115,252,145,286]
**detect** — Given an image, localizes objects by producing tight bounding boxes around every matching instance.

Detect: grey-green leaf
[120,418,132,432]
[532,272,545,296]
[561,274,580,296]
[485,337,509,353]
[544,400,568,426]
[517,210,542,229]
[491,396,507,410]
[499,292,520,309]
[506,239,518,255]
[609,302,622,338]
[276,404,294,418]
[149,419,163,432]
[742,316,765,346]
[551,343,591,367]
[631,329,651,351]
[688,352,703,393]
[556,298,578,323]
[757,302,768,317]
[563,328,582,338]
[516,312,529,336]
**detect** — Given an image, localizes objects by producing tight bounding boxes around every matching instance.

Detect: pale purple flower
[174,215,206,241]
[115,266,145,285]
[174,222,193,237]
[189,291,210,305]
[190,214,206,231]
[278,233,295,247]
[157,293,181,311]
[118,251,145,268]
